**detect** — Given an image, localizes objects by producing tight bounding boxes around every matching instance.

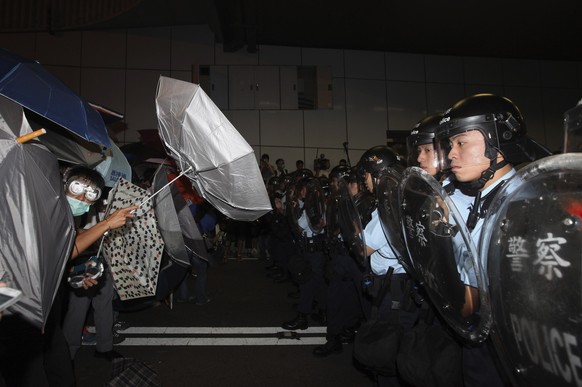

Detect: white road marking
[84,326,328,346]
[120,326,327,334]
[118,337,326,346]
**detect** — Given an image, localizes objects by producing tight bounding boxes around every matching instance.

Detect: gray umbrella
[151,164,191,267]
[0,96,75,328]
[155,76,271,222]
[151,163,213,265]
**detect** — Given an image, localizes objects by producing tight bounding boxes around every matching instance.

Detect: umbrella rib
[194,153,253,173]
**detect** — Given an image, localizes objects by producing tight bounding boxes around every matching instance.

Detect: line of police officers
[261,93,554,387]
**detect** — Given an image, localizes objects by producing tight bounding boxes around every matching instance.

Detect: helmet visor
[407,136,439,177]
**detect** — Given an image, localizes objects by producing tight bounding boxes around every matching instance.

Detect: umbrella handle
[16,129,46,144]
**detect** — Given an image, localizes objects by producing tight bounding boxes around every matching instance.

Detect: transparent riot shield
[337,179,367,267]
[304,177,326,233]
[481,153,582,387]
[377,167,417,278]
[326,185,341,239]
[285,179,302,234]
[564,102,582,153]
[399,167,491,343]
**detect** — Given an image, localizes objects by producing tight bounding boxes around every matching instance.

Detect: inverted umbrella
[102,178,164,300]
[155,76,271,221]
[0,96,75,328]
[0,48,110,148]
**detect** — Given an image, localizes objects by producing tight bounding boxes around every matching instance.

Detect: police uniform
[363,208,418,387]
[295,209,327,317]
[449,172,516,387]
[318,233,365,350]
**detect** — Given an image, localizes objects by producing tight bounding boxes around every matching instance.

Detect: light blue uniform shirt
[364,208,404,275]
[449,169,516,286]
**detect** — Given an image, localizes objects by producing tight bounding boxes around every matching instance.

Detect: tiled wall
[1,24,580,169]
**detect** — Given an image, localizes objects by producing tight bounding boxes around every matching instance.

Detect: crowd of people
[0,92,559,386]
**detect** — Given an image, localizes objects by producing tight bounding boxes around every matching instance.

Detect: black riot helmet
[267,175,281,193]
[267,175,284,201]
[282,173,294,187]
[407,113,442,168]
[436,94,551,167]
[329,165,351,182]
[360,146,405,178]
[293,168,314,182]
[359,146,405,193]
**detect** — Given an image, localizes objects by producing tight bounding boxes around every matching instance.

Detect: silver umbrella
[0,96,75,328]
[155,76,271,222]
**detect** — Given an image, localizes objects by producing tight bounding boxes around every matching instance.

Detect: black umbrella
[0,96,75,328]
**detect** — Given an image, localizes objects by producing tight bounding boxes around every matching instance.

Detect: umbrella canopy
[152,165,212,265]
[24,110,105,167]
[0,96,75,328]
[0,48,110,148]
[151,165,191,267]
[95,138,132,187]
[155,75,271,222]
[102,178,164,300]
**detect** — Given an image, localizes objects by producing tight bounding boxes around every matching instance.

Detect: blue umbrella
[0,48,110,148]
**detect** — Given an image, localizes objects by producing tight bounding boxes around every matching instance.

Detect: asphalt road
[73,254,374,386]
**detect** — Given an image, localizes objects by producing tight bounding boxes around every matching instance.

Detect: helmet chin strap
[460,156,508,231]
[456,157,508,196]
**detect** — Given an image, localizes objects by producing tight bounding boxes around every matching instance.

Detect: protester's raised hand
[104,206,139,230]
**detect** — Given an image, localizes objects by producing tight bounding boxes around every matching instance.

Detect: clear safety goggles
[67,180,102,202]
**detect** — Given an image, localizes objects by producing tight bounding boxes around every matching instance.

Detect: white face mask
[67,196,91,216]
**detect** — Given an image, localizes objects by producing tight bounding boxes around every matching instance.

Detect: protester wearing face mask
[62,165,137,362]
[63,166,137,263]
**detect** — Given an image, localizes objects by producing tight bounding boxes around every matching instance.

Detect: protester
[61,165,137,362]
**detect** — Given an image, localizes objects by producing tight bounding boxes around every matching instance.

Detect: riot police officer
[312,166,365,357]
[263,175,296,281]
[281,173,328,330]
[407,112,443,179]
[358,146,419,386]
[435,93,551,387]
